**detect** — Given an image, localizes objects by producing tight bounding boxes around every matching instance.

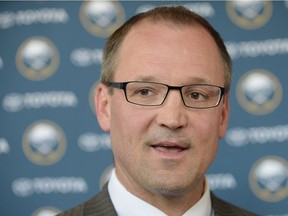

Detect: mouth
[151,142,189,153]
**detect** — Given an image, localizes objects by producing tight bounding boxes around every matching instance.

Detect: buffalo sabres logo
[16,36,59,81]
[226,0,273,29]
[80,1,125,38]
[22,120,66,166]
[236,70,282,115]
[32,206,61,216]
[249,156,288,202]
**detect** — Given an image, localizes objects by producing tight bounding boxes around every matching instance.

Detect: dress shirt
[108,169,212,216]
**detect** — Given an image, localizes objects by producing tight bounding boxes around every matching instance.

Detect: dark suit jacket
[58,185,258,216]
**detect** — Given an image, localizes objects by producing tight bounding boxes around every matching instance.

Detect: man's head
[101,6,232,92]
[95,5,231,208]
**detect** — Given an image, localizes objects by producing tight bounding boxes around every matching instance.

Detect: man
[59,6,257,216]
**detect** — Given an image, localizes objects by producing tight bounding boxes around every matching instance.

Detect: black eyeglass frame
[104,81,226,109]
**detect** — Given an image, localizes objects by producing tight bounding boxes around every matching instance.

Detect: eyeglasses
[105,81,225,109]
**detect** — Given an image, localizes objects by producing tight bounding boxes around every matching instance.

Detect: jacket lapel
[82,184,117,216]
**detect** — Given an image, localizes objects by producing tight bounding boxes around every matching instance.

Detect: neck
[116,169,205,216]
[144,181,205,216]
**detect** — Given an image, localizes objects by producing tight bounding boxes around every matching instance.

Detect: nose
[155,90,188,130]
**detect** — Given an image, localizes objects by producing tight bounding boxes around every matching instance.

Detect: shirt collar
[108,169,212,216]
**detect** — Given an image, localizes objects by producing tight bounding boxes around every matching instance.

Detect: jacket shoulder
[57,184,117,216]
[211,193,259,216]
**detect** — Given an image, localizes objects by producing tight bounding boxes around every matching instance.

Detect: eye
[132,87,159,98]
[137,88,152,96]
[188,91,208,101]
[126,82,166,101]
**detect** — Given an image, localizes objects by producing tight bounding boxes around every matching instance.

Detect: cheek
[109,103,136,166]
[109,102,154,172]
[109,99,153,149]
[192,110,222,156]
[205,108,226,137]
[196,111,221,136]
[111,103,147,131]
[193,113,220,170]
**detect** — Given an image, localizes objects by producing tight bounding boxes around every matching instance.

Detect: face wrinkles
[98,19,230,211]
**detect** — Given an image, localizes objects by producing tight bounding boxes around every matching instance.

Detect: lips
[151,142,189,153]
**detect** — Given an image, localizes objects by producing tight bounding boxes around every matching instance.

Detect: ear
[95,83,111,132]
[219,93,230,139]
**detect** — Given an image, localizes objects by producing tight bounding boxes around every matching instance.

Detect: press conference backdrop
[0,1,287,215]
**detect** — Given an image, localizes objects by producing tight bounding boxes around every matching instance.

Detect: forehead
[115,20,224,85]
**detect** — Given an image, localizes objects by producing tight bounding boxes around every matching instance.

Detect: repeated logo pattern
[0,1,287,215]
[236,69,282,115]
[31,207,61,216]
[16,36,59,81]
[22,120,66,166]
[249,156,288,202]
[80,1,125,37]
[226,0,273,29]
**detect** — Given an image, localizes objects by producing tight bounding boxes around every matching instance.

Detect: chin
[149,181,192,197]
